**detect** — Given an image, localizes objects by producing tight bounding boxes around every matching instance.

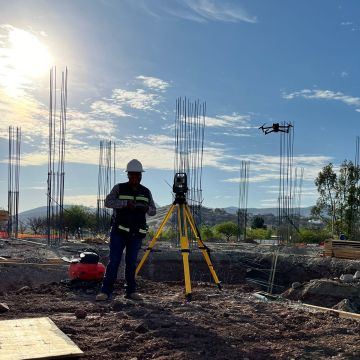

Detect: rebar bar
[97,140,115,233]
[237,161,250,241]
[7,126,21,238]
[174,97,206,245]
[46,67,68,247]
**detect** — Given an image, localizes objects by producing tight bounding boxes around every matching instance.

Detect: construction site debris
[282,278,360,311]
[1,280,360,359]
[0,303,9,312]
[340,273,355,282]
[1,238,360,358]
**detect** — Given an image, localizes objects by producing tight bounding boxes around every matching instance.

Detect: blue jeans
[101,227,143,296]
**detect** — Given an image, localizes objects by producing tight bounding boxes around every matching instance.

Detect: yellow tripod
[136,192,221,301]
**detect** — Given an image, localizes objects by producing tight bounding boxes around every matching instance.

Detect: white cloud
[19,136,175,169]
[0,89,48,142]
[136,75,170,92]
[21,151,48,166]
[184,0,258,23]
[259,198,278,207]
[221,154,332,183]
[112,88,162,111]
[90,100,130,118]
[146,134,174,145]
[205,113,251,128]
[66,109,118,143]
[283,89,360,108]
[257,185,319,208]
[136,0,257,24]
[64,194,97,208]
[213,132,250,137]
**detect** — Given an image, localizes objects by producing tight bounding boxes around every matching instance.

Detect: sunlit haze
[0,26,52,97]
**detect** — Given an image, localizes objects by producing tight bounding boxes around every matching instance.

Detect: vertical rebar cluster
[351,136,360,238]
[237,161,250,241]
[47,67,68,247]
[277,124,303,243]
[97,140,116,233]
[7,126,21,238]
[174,97,205,227]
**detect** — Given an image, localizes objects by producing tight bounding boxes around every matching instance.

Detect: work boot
[96,292,109,301]
[125,292,143,301]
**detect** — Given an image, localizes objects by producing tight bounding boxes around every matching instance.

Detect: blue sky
[0,0,359,212]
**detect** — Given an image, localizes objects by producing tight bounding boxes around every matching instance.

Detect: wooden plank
[0,262,68,267]
[332,240,360,245]
[333,250,360,259]
[323,239,360,259]
[0,317,83,359]
[0,258,66,265]
[303,303,360,321]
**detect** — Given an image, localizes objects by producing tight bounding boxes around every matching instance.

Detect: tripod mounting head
[173,172,188,204]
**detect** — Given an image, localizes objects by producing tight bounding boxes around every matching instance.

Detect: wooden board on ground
[0,258,66,265]
[303,303,360,321]
[0,317,83,359]
[323,239,360,259]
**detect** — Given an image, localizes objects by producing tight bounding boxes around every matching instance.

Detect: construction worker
[96,159,156,301]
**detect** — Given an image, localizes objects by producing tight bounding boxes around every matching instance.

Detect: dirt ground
[1,238,360,359]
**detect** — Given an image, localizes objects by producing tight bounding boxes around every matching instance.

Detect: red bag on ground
[69,262,105,281]
[68,250,105,281]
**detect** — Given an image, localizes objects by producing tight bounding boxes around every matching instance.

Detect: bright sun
[2,28,53,96]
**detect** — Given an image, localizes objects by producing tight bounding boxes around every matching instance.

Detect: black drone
[259,122,293,135]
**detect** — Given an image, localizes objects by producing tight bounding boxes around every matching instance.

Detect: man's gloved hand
[135,202,149,213]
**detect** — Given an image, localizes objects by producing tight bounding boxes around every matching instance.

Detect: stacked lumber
[0,210,8,223]
[324,239,360,259]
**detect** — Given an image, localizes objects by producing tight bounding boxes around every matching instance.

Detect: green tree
[63,206,96,235]
[312,161,360,238]
[161,227,177,240]
[251,216,265,229]
[200,225,214,240]
[214,221,238,242]
[299,228,331,244]
[247,228,272,240]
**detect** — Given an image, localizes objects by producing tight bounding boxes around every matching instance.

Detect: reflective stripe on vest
[119,195,134,201]
[119,195,149,203]
[118,225,147,235]
[118,225,130,232]
[135,196,149,203]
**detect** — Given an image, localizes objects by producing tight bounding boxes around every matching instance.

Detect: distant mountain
[224,206,313,218]
[18,206,48,222]
[18,205,94,223]
[147,205,238,228]
[18,204,314,228]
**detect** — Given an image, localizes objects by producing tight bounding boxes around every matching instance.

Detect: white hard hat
[126,159,144,172]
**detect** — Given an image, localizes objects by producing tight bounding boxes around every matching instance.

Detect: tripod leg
[184,205,222,289]
[136,204,175,275]
[178,204,192,301]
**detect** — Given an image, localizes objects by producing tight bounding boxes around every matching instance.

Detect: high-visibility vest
[113,182,151,238]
